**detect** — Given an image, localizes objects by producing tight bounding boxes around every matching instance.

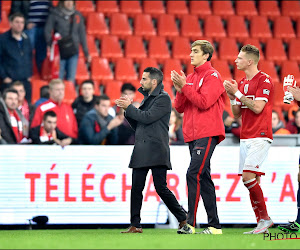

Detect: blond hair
[240,44,260,64]
[191,40,214,61]
[49,79,64,89]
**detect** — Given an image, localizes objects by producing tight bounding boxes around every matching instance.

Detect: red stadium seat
[76,1,95,17]
[166,1,188,17]
[280,61,300,84]
[258,60,280,83]
[138,58,159,77]
[163,82,175,102]
[172,37,191,64]
[134,14,156,39]
[240,38,265,60]
[162,59,183,82]
[157,14,179,40]
[110,13,133,39]
[79,35,98,59]
[282,1,300,20]
[2,0,11,13]
[143,1,165,18]
[129,80,144,103]
[75,57,89,83]
[297,18,300,38]
[96,1,119,16]
[100,35,123,62]
[218,38,239,63]
[235,0,258,19]
[104,80,123,104]
[204,16,226,41]
[125,36,147,62]
[233,66,246,82]
[180,14,203,41]
[120,1,142,17]
[31,79,48,104]
[211,60,232,81]
[86,13,109,39]
[265,39,287,65]
[212,0,235,19]
[227,16,249,42]
[258,0,280,20]
[148,36,170,63]
[189,1,211,19]
[91,57,114,82]
[63,80,77,105]
[273,16,296,42]
[115,58,138,82]
[289,39,300,62]
[0,11,10,33]
[249,16,272,42]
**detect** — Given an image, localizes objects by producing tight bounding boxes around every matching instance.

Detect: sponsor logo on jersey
[199,78,203,87]
[263,89,270,95]
[264,78,271,84]
[211,72,218,78]
[244,84,249,94]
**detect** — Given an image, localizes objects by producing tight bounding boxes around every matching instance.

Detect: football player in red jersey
[224,45,274,234]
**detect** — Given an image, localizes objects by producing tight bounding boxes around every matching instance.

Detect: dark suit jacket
[125,83,172,169]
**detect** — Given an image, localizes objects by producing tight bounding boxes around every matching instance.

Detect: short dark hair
[121,83,136,93]
[241,44,260,64]
[40,85,50,99]
[191,40,214,61]
[43,111,57,121]
[95,94,110,105]
[81,80,94,88]
[3,88,18,100]
[143,67,163,85]
[9,12,25,22]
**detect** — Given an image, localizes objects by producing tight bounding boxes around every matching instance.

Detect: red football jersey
[236,71,274,141]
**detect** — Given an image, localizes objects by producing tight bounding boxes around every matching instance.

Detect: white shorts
[238,138,271,176]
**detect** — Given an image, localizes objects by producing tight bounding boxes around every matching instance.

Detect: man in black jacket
[116,67,189,234]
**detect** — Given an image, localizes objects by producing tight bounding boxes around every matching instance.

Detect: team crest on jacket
[199,78,203,87]
[244,84,249,94]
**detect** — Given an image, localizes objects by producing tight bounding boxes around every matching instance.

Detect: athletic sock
[244,178,269,221]
[250,192,260,223]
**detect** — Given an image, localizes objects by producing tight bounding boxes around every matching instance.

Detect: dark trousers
[130,166,186,228]
[187,136,221,229]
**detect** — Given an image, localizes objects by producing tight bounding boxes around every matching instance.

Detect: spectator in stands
[223,110,241,138]
[30,110,73,145]
[0,128,7,144]
[72,80,97,127]
[118,101,140,145]
[79,95,124,145]
[0,88,29,144]
[286,109,300,134]
[44,0,91,84]
[272,110,290,135]
[34,85,49,107]
[31,78,78,138]
[11,81,35,123]
[0,12,33,103]
[169,108,184,145]
[10,1,52,73]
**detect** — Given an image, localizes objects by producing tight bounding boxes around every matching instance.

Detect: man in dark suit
[116,67,189,234]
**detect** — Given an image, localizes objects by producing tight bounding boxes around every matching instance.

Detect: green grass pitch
[0,228,298,249]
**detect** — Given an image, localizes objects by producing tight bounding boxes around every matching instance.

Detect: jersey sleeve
[255,75,273,103]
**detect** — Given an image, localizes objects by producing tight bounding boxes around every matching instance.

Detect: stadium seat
[204,16,226,41]
[281,1,300,20]
[212,0,235,19]
[0,11,9,33]
[249,16,272,42]
[162,59,183,82]
[189,1,211,18]
[86,13,109,39]
[157,14,179,40]
[265,39,287,65]
[240,38,265,60]
[134,14,156,39]
[235,0,258,19]
[91,57,114,82]
[186,63,195,76]
[143,0,165,18]
[273,16,296,42]
[104,80,123,104]
[96,1,119,16]
[289,39,300,62]
[258,0,280,20]
[280,61,300,84]
[2,0,11,13]
[31,79,48,104]
[138,58,159,77]
[110,13,133,39]
[172,37,191,64]
[258,60,280,83]
[166,1,188,17]
[120,1,142,17]
[115,58,138,82]
[79,35,99,59]
[63,80,77,105]
[163,82,175,102]
[227,16,249,42]
[218,38,239,63]
[180,14,203,41]
[211,60,232,81]
[76,1,95,18]
[233,66,246,82]
[125,36,147,62]
[75,57,90,83]
[100,35,123,62]
[148,36,170,63]
[297,18,300,38]
[273,81,290,111]
[129,80,144,103]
